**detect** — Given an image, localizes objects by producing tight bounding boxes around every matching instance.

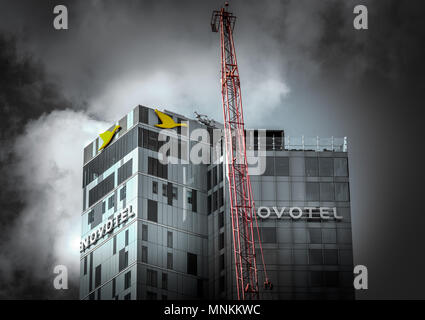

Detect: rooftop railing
[285,136,348,152]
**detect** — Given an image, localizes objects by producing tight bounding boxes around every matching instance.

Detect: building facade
[80,105,354,300]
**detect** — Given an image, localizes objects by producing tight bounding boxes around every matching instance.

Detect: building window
[112,278,116,298]
[108,195,115,210]
[142,224,148,241]
[306,182,320,201]
[152,181,158,194]
[88,173,115,207]
[219,254,225,271]
[172,186,178,200]
[97,289,101,300]
[113,235,117,255]
[219,232,225,250]
[88,210,94,224]
[335,182,349,201]
[124,293,131,300]
[207,195,212,214]
[148,156,168,179]
[197,279,203,298]
[162,295,167,300]
[324,271,339,287]
[207,170,211,189]
[187,190,192,204]
[119,249,128,271]
[309,228,322,244]
[310,271,323,287]
[219,187,224,208]
[95,265,101,288]
[167,231,173,248]
[142,246,148,263]
[124,271,131,289]
[309,249,323,265]
[213,191,218,212]
[187,253,197,276]
[213,166,218,186]
[275,157,289,176]
[120,185,126,201]
[218,211,224,229]
[147,199,158,222]
[334,158,348,177]
[319,158,334,177]
[146,291,157,300]
[162,273,168,290]
[324,249,339,265]
[147,269,157,287]
[259,227,276,243]
[162,184,167,197]
[84,256,87,275]
[167,253,173,270]
[219,275,225,293]
[320,183,334,201]
[118,159,133,185]
[305,157,318,177]
[102,201,106,214]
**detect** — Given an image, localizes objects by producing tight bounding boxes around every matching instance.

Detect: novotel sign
[256,207,342,220]
[80,206,136,253]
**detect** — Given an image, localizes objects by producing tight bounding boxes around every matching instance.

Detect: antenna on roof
[194,111,216,128]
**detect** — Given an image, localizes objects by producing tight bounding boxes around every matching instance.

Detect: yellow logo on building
[154,109,187,129]
[98,125,121,151]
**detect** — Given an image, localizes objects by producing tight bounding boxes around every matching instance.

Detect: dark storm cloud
[0,0,424,299]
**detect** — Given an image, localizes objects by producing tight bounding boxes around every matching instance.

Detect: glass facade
[80,105,354,300]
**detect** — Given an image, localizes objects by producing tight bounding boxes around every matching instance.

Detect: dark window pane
[192,190,197,213]
[310,271,323,287]
[305,158,318,177]
[88,173,114,207]
[262,157,275,176]
[320,183,334,201]
[142,224,148,241]
[309,249,323,265]
[124,271,131,289]
[335,183,349,201]
[118,159,133,185]
[324,249,339,265]
[147,269,157,287]
[319,158,333,177]
[334,158,348,177]
[219,232,225,249]
[260,227,276,243]
[167,253,173,269]
[218,211,224,228]
[95,265,101,288]
[120,185,126,201]
[142,246,148,263]
[125,229,129,246]
[275,157,289,176]
[162,273,168,290]
[324,271,339,287]
[167,231,173,248]
[148,200,158,222]
[309,228,322,244]
[187,253,197,276]
[306,182,319,201]
[219,254,225,270]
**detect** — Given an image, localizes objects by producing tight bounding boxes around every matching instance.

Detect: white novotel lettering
[256,207,342,221]
[80,206,136,252]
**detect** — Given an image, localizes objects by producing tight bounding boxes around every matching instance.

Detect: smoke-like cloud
[0,0,424,299]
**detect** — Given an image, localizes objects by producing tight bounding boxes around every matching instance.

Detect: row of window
[261,157,348,177]
[207,165,224,190]
[208,187,224,214]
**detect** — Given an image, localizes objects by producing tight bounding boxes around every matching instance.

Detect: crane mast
[211,3,270,300]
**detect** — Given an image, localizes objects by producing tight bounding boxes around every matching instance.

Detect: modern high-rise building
[80,105,354,300]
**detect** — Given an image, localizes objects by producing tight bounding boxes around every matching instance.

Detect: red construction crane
[211,2,272,300]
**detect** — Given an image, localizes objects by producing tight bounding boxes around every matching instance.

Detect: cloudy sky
[0,0,424,299]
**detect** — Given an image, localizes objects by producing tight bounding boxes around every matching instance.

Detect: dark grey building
[80,105,354,300]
